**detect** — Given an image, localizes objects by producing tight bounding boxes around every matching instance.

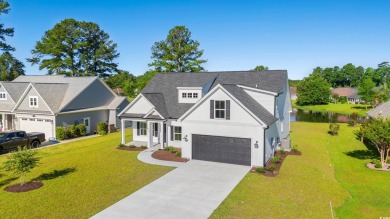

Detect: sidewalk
[137,145,186,168]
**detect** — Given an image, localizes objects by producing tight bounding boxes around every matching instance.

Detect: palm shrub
[256,167,266,174]
[3,146,40,186]
[269,165,276,171]
[97,121,108,135]
[56,126,66,140]
[76,124,87,136]
[272,155,282,163]
[292,144,299,152]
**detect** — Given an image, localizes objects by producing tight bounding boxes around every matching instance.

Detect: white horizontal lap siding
[16,87,51,112]
[181,88,265,166]
[276,82,291,139]
[242,88,275,115]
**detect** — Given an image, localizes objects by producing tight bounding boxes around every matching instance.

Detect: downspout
[263,126,269,167]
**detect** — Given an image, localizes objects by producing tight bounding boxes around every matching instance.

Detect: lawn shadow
[345,139,379,160]
[0,177,19,187]
[32,167,76,181]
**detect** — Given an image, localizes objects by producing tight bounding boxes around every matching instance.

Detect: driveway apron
[92,160,250,219]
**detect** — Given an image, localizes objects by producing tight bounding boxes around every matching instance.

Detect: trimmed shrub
[140,146,147,149]
[76,124,87,136]
[129,145,136,148]
[373,159,382,168]
[272,155,282,163]
[256,167,266,174]
[292,144,299,152]
[56,126,66,140]
[269,165,276,171]
[280,148,286,154]
[175,151,182,157]
[118,143,125,147]
[329,123,340,135]
[97,121,108,135]
[66,125,77,138]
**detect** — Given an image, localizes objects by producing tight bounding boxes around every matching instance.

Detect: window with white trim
[215,100,226,119]
[182,93,187,98]
[0,92,6,100]
[188,93,193,98]
[174,126,182,141]
[29,96,38,108]
[153,123,158,137]
[140,122,147,136]
[193,93,198,98]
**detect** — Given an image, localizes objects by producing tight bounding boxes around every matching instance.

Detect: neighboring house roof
[140,71,287,120]
[2,75,123,114]
[13,75,98,111]
[221,84,277,125]
[113,88,124,95]
[331,87,360,99]
[290,87,297,96]
[367,101,390,118]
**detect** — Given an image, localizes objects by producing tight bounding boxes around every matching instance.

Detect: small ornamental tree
[329,123,340,135]
[3,146,40,186]
[359,118,390,166]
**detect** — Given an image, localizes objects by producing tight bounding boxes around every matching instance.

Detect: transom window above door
[29,96,38,108]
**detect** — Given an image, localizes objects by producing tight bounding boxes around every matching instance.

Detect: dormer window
[193,93,198,98]
[177,87,202,103]
[29,96,38,108]
[0,92,6,100]
[182,93,187,98]
[188,93,193,98]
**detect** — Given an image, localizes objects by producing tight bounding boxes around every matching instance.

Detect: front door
[83,118,90,134]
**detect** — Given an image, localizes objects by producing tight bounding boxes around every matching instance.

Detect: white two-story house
[119,71,292,167]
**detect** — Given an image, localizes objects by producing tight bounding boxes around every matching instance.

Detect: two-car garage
[192,134,251,166]
[18,117,54,140]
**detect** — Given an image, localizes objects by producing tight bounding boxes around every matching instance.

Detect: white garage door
[19,118,53,140]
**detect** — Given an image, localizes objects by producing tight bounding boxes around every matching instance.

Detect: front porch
[120,117,167,149]
[1,113,16,131]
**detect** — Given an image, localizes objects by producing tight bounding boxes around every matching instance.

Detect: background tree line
[296,62,390,106]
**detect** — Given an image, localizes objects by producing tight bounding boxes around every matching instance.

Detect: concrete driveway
[92,160,250,219]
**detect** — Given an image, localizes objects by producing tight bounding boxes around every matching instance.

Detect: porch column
[160,122,164,149]
[147,121,153,148]
[1,113,5,131]
[3,114,7,130]
[121,119,125,144]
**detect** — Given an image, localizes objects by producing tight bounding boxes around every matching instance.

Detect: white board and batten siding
[180,88,265,166]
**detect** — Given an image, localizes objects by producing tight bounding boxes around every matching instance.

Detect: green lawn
[292,100,371,116]
[212,122,390,218]
[0,129,173,219]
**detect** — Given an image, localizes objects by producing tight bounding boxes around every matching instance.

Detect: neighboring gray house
[367,100,390,119]
[0,75,129,139]
[119,71,292,167]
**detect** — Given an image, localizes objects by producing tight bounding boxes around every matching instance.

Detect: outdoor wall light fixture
[183,135,188,142]
[254,141,259,148]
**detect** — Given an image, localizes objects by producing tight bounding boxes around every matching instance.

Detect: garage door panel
[192,134,251,166]
[19,118,53,139]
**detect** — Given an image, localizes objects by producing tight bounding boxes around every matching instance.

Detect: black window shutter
[137,122,140,136]
[210,100,214,119]
[226,100,230,120]
[170,126,174,141]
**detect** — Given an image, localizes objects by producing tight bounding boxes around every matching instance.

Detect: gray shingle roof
[1,82,29,102]
[33,83,69,113]
[13,75,97,111]
[142,93,169,119]
[107,96,128,109]
[221,84,277,125]
[367,101,390,118]
[141,71,287,121]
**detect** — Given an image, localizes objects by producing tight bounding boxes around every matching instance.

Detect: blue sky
[3,0,390,79]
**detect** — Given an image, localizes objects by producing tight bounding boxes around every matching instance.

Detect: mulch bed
[250,150,302,177]
[152,150,189,163]
[4,181,43,193]
[116,146,146,151]
[366,162,390,172]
